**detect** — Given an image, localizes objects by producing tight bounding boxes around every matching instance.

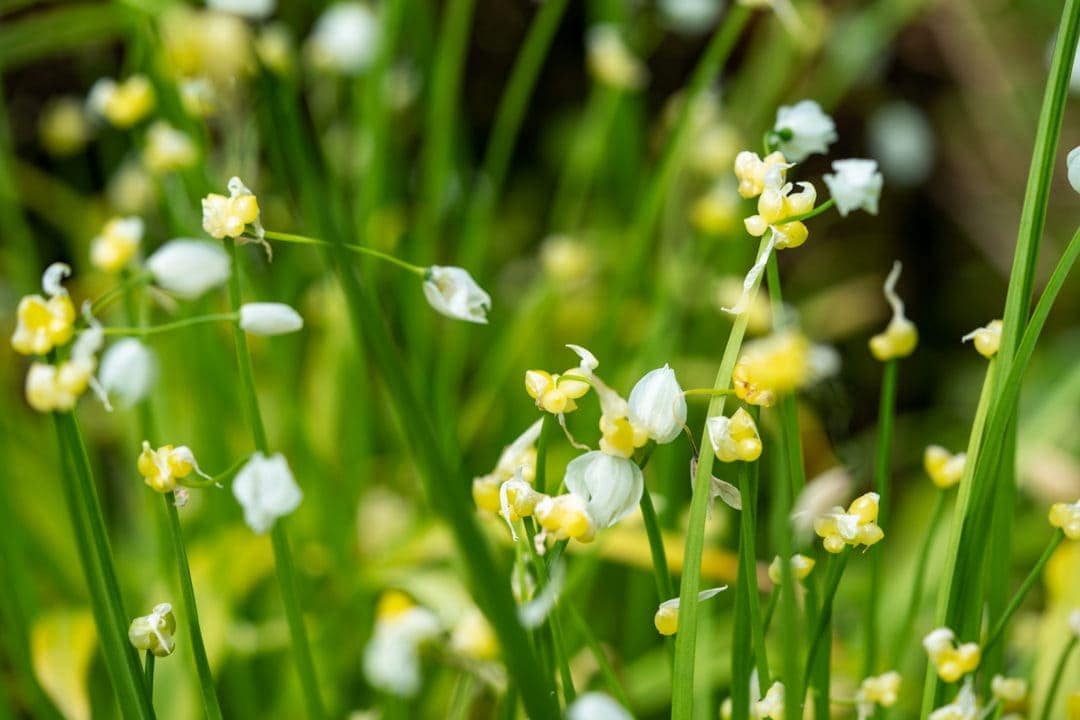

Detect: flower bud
[99,339,158,407]
[306,2,380,76]
[423,266,491,324]
[628,365,687,444]
[232,452,303,533]
[962,319,1002,358]
[128,602,176,657]
[772,100,837,162]
[562,451,643,531]
[239,302,304,335]
[823,158,883,216]
[146,240,231,299]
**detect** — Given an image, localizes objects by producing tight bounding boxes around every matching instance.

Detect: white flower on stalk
[239,302,304,335]
[627,364,687,444]
[146,239,231,299]
[755,681,785,719]
[587,25,647,90]
[362,593,441,697]
[823,159,884,216]
[928,680,978,720]
[772,99,837,162]
[128,602,177,658]
[306,2,380,76]
[653,586,727,635]
[660,0,723,34]
[232,452,302,533]
[567,692,634,720]
[99,339,158,407]
[207,0,276,20]
[423,266,491,324]
[563,451,644,530]
[868,102,935,187]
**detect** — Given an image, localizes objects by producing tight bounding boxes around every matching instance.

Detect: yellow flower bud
[772,221,808,249]
[814,492,884,553]
[707,408,763,463]
[768,554,816,584]
[137,442,205,494]
[128,603,176,657]
[962,319,1002,359]
[88,75,156,128]
[733,150,788,199]
[1049,501,1080,539]
[376,590,416,622]
[11,294,75,356]
[90,217,144,273]
[654,604,679,635]
[598,414,648,458]
[524,369,590,414]
[924,445,965,489]
[869,261,919,361]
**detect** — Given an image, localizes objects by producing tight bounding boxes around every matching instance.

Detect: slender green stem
[762,589,778,634]
[672,234,769,719]
[803,550,850,691]
[163,494,224,720]
[144,652,155,699]
[1039,636,1078,720]
[890,491,948,668]
[565,605,631,707]
[223,238,326,720]
[866,359,898,676]
[780,198,834,225]
[638,485,674,602]
[89,271,152,319]
[733,454,769,720]
[51,412,155,719]
[535,414,553,497]
[101,313,238,337]
[983,531,1064,654]
[521,519,575,706]
[262,230,426,276]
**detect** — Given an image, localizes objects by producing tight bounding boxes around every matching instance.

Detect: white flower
[99,339,158,407]
[566,692,634,720]
[1070,608,1080,638]
[587,25,647,90]
[868,101,934,187]
[362,605,441,697]
[207,0,276,20]
[755,681,785,719]
[146,240,231,299]
[562,451,643,530]
[1068,146,1080,193]
[239,302,304,335]
[423,266,491,324]
[660,0,723,34]
[823,159,884,216]
[628,365,687,444]
[306,2,380,76]
[232,453,302,533]
[773,100,837,162]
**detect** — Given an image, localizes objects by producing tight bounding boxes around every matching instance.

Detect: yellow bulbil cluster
[734,150,789,199]
[202,177,261,241]
[869,261,918,361]
[734,149,814,249]
[88,75,156,128]
[767,554,815,584]
[1049,500,1080,539]
[924,627,980,683]
[472,422,541,514]
[733,330,816,406]
[990,675,1027,705]
[90,217,143,273]
[534,494,595,542]
[709,408,763,463]
[137,442,199,494]
[857,671,901,708]
[814,492,884,553]
[524,369,590,414]
[25,358,96,413]
[599,414,648,458]
[963,319,1003,359]
[924,445,966,489]
[11,292,75,356]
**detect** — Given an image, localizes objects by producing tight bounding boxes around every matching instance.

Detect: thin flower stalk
[891,490,949,667]
[223,238,327,720]
[1038,634,1078,720]
[982,530,1065,654]
[866,358,898,675]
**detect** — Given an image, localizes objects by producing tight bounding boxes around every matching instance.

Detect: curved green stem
[262,230,426,276]
[101,313,238,337]
[1039,635,1077,720]
[983,531,1064,654]
[224,238,326,720]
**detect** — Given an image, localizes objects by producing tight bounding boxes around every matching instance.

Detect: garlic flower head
[923,627,981,683]
[814,492,884,553]
[707,408,763,463]
[11,262,76,356]
[868,261,918,361]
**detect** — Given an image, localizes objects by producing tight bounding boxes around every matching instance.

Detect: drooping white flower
[628,364,687,444]
[566,692,634,720]
[128,602,177,658]
[1068,146,1080,193]
[868,101,935,187]
[423,266,491,324]
[362,595,441,697]
[207,0,276,20]
[562,450,643,529]
[99,339,158,407]
[1069,608,1080,638]
[232,452,303,533]
[823,159,884,216]
[772,100,837,162]
[146,239,231,299]
[306,2,380,76]
[239,302,304,335]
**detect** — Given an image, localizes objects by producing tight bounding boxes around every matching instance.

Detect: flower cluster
[923,627,981,683]
[1049,499,1080,539]
[925,445,966,489]
[868,261,918,361]
[732,329,837,407]
[11,263,76,356]
[90,217,144,274]
[137,442,211,494]
[767,554,815,584]
[362,590,442,698]
[707,407,763,463]
[962,319,1003,359]
[202,176,264,243]
[814,492,884,553]
[87,75,156,128]
[128,602,177,658]
[855,671,901,719]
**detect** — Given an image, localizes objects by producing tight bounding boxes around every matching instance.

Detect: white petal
[99,339,158,407]
[563,451,643,529]
[146,240,231,300]
[232,452,302,533]
[567,692,634,720]
[42,262,72,297]
[628,364,687,444]
[239,302,304,335]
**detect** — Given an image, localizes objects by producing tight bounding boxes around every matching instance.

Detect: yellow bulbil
[90,217,143,273]
[924,628,980,683]
[11,294,75,356]
[767,554,815,584]
[599,414,648,458]
[870,318,918,361]
[90,75,156,128]
[963,319,1003,359]
[137,442,196,494]
[654,604,678,635]
[1049,501,1080,539]
[376,590,416,622]
[733,150,788,199]
[924,445,966,489]
[202,177,262,242]
[524,369,590,414]
[732,361,776,407]
[535,494,595,542]
[814,492,884,554]
[710,408,763,463]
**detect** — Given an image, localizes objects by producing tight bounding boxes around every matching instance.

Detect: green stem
[866,359,898,676]
[262,230,426,276]
[565,605,631,707]
[780,198,834,225]
[638,484,674,602]
[163,494,224,720]
[101,313,238,337]
[890,491,948,667]
[803,550,850,692]
[89,271,152,319]
[1038,635,1078,720]
[671,234,769,719]
[144,652,155,699]
[521,519,575,705]
[762,589,778,634]
[223,238,326,720]
[52,411,154,719]
[982,531,1064,654]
